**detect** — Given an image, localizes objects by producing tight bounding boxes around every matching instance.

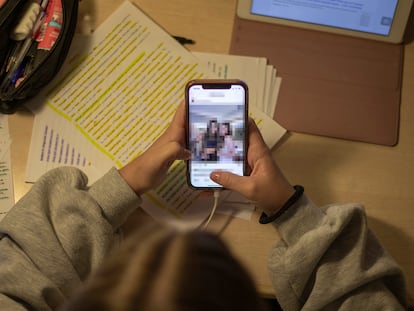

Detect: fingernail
[210,172,220,181]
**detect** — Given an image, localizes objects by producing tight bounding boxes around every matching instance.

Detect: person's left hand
[119,103,190,195]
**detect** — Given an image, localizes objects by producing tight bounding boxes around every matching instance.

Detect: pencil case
[0,0,78,114]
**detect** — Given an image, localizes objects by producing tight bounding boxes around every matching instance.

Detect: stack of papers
[24,1,285,228]
[194,52,281,119]
[0,115,14,221]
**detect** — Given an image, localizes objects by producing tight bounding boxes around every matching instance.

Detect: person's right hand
[210,119,295,217]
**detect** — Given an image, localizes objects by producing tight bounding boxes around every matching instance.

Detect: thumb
[210,170,247,192]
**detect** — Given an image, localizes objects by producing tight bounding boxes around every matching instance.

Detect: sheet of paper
[0,135,10,162]
[269,77,282,118]
[0,115,14,221]
[263,65,273,114]
[25,114,101,183]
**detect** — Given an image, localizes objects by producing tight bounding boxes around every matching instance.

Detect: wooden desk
[9,0,414,301]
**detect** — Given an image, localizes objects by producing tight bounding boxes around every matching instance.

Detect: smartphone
[185,79,248,189]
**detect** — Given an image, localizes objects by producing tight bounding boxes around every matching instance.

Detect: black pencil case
[0,0,78,114]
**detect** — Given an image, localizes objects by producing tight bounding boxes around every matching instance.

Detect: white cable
[203,190,221,229]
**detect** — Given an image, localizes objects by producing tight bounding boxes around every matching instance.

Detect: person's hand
[210,119,295,216]
[119,103,190,195]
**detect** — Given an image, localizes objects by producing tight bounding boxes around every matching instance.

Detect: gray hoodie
[0,167,407,310]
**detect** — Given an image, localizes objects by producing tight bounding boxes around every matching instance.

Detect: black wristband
[259,185,304,224]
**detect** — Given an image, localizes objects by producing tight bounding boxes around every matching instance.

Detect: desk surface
[9,0,414,300]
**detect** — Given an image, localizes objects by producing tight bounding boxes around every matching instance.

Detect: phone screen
[186,80,248,189]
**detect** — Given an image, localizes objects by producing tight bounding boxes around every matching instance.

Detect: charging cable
[203,190,221,229]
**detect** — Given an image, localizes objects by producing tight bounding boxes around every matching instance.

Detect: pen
[0,41,21,76]
[172,35,195,45]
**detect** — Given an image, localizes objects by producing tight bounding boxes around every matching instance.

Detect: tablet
[237,0,413,43]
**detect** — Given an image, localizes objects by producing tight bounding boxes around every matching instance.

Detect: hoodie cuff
[273,195,326,246]
[89,167,142,228]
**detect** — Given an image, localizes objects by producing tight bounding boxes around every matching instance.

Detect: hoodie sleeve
[268,195,407,311]
[0,167,141,311]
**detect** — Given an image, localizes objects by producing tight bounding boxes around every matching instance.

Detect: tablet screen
[251,0,398,36]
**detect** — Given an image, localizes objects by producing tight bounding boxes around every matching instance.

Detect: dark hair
[61,223,268,311]
[206,119,218,137]
[221,122,232,136]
